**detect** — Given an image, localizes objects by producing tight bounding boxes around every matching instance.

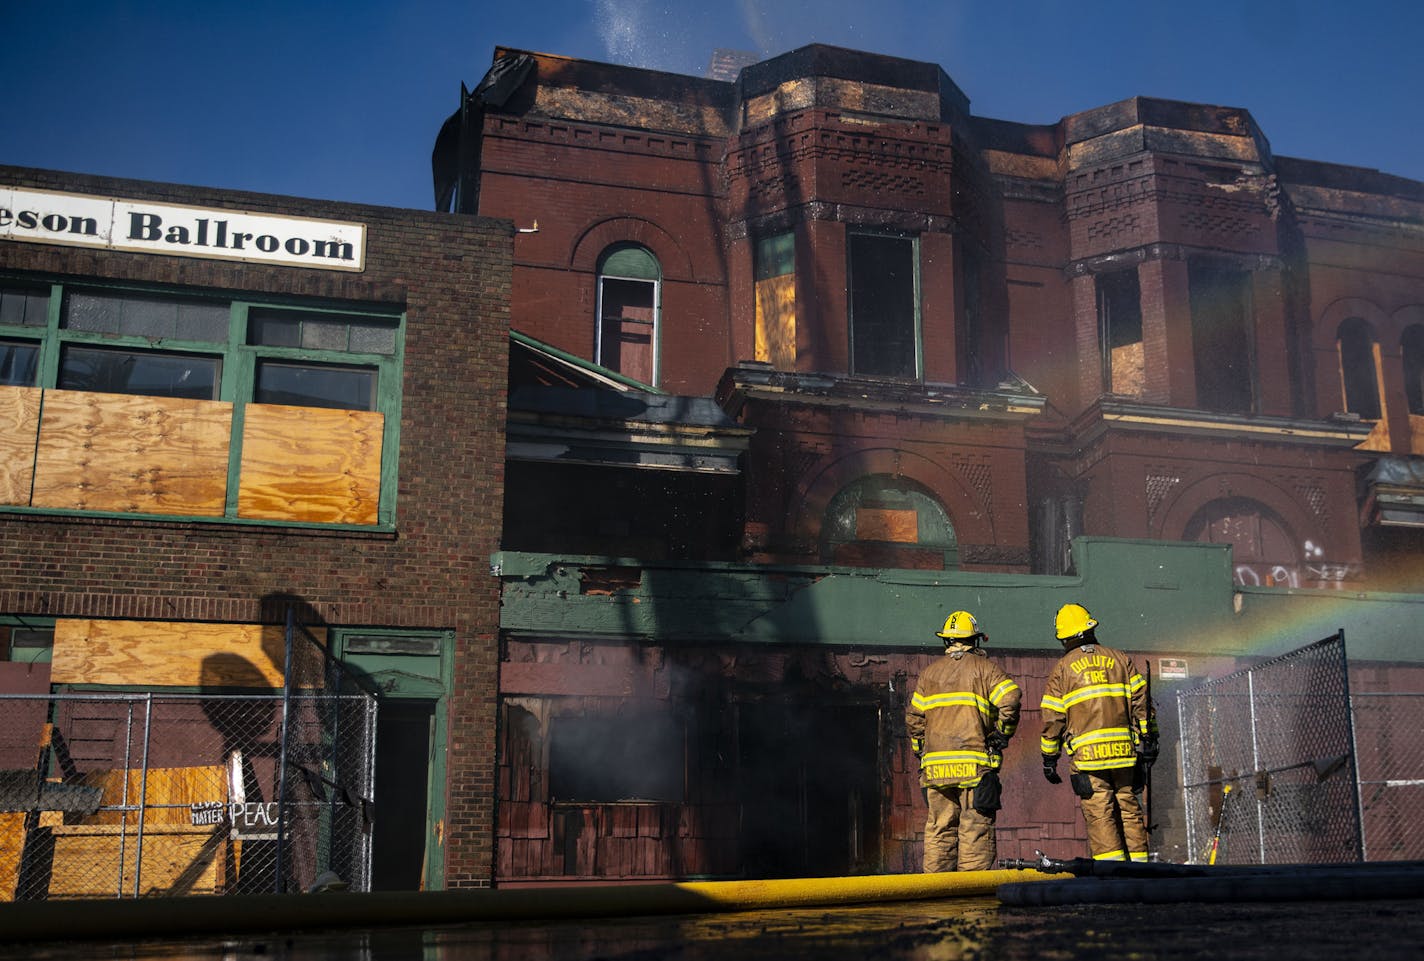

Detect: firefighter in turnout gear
[1040,603,1158,862]
[906,610,1021,872]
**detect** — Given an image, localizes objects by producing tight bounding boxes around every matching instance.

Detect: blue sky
[3,1,1422,210]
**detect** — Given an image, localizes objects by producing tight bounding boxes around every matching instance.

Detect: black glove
[910,737,924,757]
[1138,735,1160,765]
[1042,755,1062,784]
[985,731,1009,756]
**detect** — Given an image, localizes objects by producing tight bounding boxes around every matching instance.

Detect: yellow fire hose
[0,869,1065,943]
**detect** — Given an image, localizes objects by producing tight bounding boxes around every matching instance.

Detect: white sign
[1159,657,1189,680]
[0,186,366,271]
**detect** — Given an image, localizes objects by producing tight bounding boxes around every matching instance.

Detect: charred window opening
[1097,268,1143,397]
[849,232,919,379]
[738,700,881,878]
[549,711,684,802]
[596,245,660,386]
[1188,262,1254,413]
[1403,325,1424,416]
[960,245,998,387]
[822,475,956,570]
[754,231,796,369]
[1338,317,1382,420]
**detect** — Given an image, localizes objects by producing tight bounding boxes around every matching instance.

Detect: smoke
[590,0,773,74]
[592,0,647,67]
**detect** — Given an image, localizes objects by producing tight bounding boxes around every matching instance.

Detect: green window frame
[0,275,405,529]
[0,616,55,664]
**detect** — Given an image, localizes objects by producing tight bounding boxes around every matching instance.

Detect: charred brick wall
[0,165,512,888]
[497,638,1094,880]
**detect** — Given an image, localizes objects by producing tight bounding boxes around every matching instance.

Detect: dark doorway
[369,699,435,890]
[737,701,881,878]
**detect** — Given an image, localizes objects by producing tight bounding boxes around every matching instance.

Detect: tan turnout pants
[1078,766,1149,861]
[923,783,995,872]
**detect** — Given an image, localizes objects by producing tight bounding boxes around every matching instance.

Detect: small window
[849,232,918,379]
[1338,317,1381,419]
[1098,269,1144,397]
[0,338,40,386]
[64,290,228,343]
[0,284,50,327]
[2,625,54,663]
[255,360,376,411]
[249,308,397,356]
[549,712,684,802]
[58,344,221,399]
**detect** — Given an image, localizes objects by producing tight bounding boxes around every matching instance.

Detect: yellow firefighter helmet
[936,610,981,642]
[1054,603,1098,641]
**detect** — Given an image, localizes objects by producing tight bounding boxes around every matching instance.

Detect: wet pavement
[15,896,1424,961]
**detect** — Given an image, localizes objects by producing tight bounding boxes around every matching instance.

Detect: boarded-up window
[754,231,796,369]
[596,245,660,386]
[1097,269,1144,397]
[849,233,918,379]
[4,281,404,527]
[822,474,956,569]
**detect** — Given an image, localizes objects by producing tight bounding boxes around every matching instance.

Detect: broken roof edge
[510,329,664,394]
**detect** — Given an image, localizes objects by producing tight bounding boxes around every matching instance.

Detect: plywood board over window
[50,619,326,688]
[0,386,41,505]
[30,391,232,515]
[237,404,383,525]
[754,273,796,369]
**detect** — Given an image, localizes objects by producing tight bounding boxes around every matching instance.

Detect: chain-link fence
[0,613,377,899]
[1352,692,1424,861]
[1177,632,1362,865]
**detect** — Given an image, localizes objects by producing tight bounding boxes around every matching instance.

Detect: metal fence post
[132,693,154,898]
[274,606,295,893]
[1340,629,1366,862]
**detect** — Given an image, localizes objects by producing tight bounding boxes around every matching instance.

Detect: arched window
[1337,317,1381,419]
[1184,497,1300,587]
[596,245,660,386]
[1403,324,1424,416]
[821,475,956,570]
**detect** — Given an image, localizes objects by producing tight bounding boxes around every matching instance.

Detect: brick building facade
[446,44,1424,882]
[455,44,1423,589]
[0,166,511,891]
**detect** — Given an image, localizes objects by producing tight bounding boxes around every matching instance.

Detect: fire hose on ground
[0,868,1065,943]
[995,851,1424,905]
